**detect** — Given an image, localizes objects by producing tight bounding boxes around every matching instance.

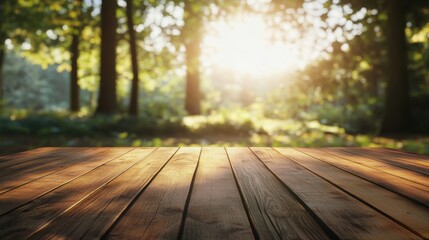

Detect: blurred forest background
[0,0,428,155]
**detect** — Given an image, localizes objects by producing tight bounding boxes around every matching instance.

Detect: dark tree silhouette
[380,0,409,134]
[0,39,4,102]
[96,0,118,114]
[70,30,80,112]
[126,0,140,116]
[183,2,202,115]
[69,0,84,113]
[184,34,202,115]
[0,0,7,102]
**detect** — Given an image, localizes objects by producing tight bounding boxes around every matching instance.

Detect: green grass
[1,111,428,156]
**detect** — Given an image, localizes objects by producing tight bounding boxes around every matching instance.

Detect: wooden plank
[106,147,201,240]
[0,147,155,239]
[347,147,429,173]
[226,147,331,240]
[373,148,429,168]
[297,148,429,207]
[0,147,98,170]
[0,147,57,167]
[275,148,429,239]
[326,148,429,186]
[29,147,178,239]
[253,147,420,240]
[182,147,254,240]
[0,148,129,215]
[0,148,85,176]
[0,148,105,194]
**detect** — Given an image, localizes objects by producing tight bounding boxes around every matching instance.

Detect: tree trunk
[380,0,409,134]
[0,2,4,104]
[183,1,202,116]
[69,0,83,113]
[184,33,201,115]
[0,44,4,102]
[96,0,118,115]
[70,32,80,112]
[126,0,140,116]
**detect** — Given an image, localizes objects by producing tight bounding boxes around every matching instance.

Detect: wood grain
[253,147,420,240]
[0,147,428,239]
[226,147,330,240]
[339,147,429,175]
[297,148,429,207]
[0,148,128,215]
[326,147,429,186]
[0,148,81,175]
[0,147,57,167]
[106,147,201,240]
[182,147,254,240]
[372,148,429,168]
[29,147,178,239]
[0,147,153,239]
[0,147,86,172]
[277,148,429,239]
[0,147,104,194]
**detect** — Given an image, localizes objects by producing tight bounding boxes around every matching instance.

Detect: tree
[126,0,141,116]
[0,0,55,106]
[0,0,25,104]
[179,0,242,115]
[96,0,118,114]
[331,0,424,133]
[379,0,409,134]
[0,0,98,112]
[0,0,12,103]
[182,1,203,115]
[70,31,80,112]
[70,0,84,112]
[0,33,5,103]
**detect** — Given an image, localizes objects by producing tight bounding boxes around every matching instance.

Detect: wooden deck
[0,147,428,239]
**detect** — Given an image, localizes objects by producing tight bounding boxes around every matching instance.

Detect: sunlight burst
[203,15,309,77]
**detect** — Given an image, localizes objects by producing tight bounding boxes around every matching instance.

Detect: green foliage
[0,0,428,155]
[183,108,257,135]
[0,113,185,137]
[408,25,429,132]
[2,51,71,110]
[2,113,428,156]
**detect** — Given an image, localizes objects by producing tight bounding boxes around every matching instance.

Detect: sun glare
[203,15,310,77]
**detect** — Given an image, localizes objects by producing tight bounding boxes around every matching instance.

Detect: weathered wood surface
[0,147,427,239]
[106,147,199,239]
[182,147,253,240]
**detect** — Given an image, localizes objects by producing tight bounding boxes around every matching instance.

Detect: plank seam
[99,147,180,240]
[225,147,260,240]
[335,147,429,177]
[0,147,52,161]
[0,148,110,196]
[80,188,123,239]
[250,148,339,240]
[293,147,429,208]
[0,148,135,217]
[0,147,70,168]
[177,147,203,240]
[381,147,429,159]
[282,147,426,239]
[0,152,94,186]
[26,147,159,238]
[325,148,429,186]
[374,148,429,168]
